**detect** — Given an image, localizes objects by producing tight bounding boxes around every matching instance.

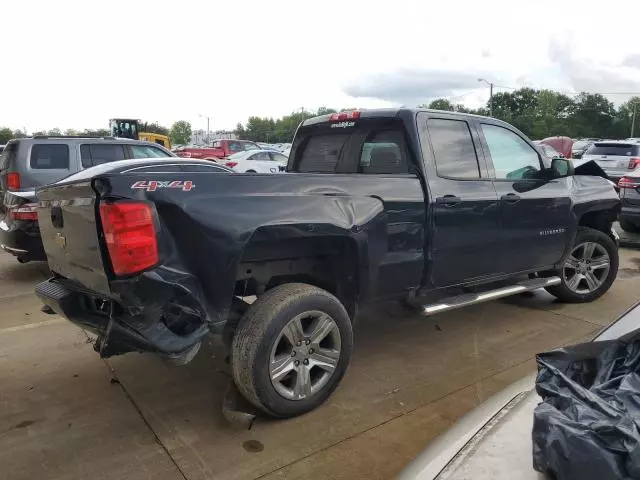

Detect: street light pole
[631,105,637,138]
[199,114,210,144]
[478,78,494,117]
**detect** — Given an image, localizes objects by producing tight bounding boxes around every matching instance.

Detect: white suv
[580,141,640,182]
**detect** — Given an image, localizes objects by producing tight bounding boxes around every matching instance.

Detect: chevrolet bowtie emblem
[55,233,66,248]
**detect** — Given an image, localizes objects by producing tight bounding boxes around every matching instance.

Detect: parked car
[571,139,593,159]
[0,137,175,262]
[535,142,561,160]
[174,139,261,161]
[398,301,640,480]
[224,150,288,173]
[34,109,619,418]
[580,140,640,183]
[618,172,640,232]
[539,136,572,158]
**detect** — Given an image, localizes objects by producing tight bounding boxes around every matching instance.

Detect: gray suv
[0,136,174,262]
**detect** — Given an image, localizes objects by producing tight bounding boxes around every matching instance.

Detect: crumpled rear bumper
[35,278,208,358]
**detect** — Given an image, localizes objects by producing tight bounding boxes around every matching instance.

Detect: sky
[3,0,640,133]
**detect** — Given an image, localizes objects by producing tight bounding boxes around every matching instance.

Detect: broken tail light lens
[8,203,38,221]
[7,172,21,190]
[618,177,640,189]
[99,202,158,276]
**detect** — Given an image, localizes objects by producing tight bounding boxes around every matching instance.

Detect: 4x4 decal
[131,180,195,192]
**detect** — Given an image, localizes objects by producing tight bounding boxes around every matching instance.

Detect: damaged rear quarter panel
[103,173,389,329]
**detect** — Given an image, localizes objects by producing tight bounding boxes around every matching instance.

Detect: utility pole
[631,105,637,138]
[478,78,494,117]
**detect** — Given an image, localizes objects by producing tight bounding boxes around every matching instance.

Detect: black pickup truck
[35,109,620,418]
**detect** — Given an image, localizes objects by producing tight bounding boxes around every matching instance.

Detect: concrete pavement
[0,246,638,480]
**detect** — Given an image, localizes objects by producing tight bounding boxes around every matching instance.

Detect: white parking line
[0,318,65,334]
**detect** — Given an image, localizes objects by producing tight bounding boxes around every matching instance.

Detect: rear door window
[130,145,172,159]
[80,144,126,167]
[30,144,70,169]
[427,119,480,179]
[250,151,271,161]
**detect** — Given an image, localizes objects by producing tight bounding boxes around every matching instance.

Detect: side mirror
[550,157,574,178]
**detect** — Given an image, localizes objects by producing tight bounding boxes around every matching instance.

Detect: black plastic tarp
[533,338,640,480]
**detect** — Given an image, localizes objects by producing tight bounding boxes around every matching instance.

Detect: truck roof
[301,108,508,127]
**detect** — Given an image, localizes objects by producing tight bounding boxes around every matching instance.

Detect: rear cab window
[290,117,411,174]
[30,144,70,169]
[585,143,640,156]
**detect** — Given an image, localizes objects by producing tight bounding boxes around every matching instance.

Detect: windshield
[585,143,640,156]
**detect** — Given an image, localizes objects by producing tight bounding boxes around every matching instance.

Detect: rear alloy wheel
[231,283,353,418]
[545,227,618,303]
[269,311,342,400]
[619,219,640,233]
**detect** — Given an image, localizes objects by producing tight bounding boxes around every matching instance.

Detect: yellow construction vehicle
[109,118,171,149]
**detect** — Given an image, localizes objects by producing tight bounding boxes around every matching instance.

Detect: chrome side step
[416,277,561,316]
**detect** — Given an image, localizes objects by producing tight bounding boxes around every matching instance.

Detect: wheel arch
[235,231,368,320]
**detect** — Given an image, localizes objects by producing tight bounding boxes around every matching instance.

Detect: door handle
[436,195,461,206]
[501,193,521,203]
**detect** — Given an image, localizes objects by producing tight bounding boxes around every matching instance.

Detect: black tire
[231,283,353,418]
[246,170,257,173]
[619,218,640,233]
[545,227,618,303]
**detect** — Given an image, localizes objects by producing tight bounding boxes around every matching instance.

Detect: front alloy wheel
[562,242,610,294]
[545,226,618,303]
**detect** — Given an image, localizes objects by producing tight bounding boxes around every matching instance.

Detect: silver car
[580,141,640,182]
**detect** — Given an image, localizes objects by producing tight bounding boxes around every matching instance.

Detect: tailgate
[37,180,110,295]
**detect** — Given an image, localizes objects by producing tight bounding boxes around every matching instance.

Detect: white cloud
[1,0,639,132]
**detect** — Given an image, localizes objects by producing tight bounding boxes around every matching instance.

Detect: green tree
[568,93,615,138]
[140,121,169,136]
[612,96,640,139]
[0,127,13,144]
[426,99,455,111]
[64,128,80,136]
[169,121,192,145]
[47,128,62,136]
[13,129,27,139]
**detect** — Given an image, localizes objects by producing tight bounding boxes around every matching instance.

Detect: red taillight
[7,172,21,190]
[628,157,640,169]
[328,110,361,122]
[225,161,238,168]
[99,202,158,276]
[619,176,640,189]
[8,203,38,221]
